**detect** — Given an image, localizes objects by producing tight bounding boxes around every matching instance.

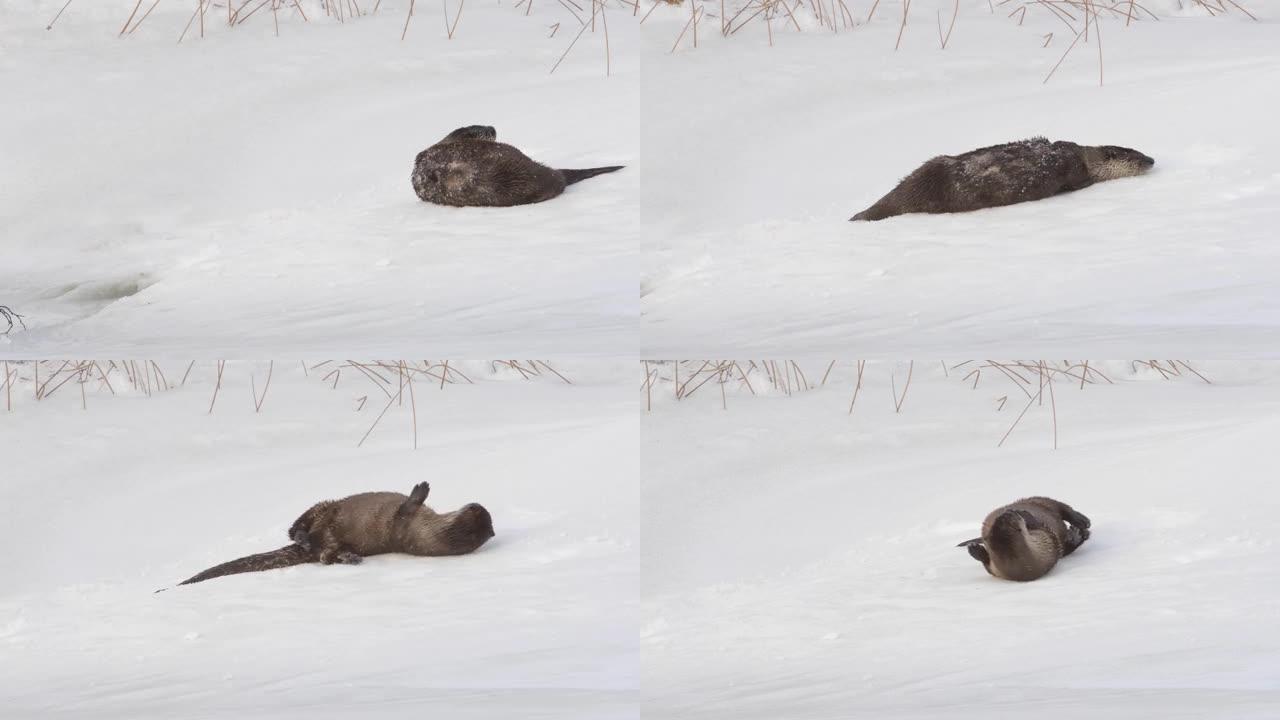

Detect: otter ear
[442,125,498,143]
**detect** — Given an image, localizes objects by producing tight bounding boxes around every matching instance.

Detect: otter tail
[172,544,314,588]
[850,201,895,222]
[560,166,624,186]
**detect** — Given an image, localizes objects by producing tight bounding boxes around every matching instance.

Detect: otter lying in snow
[851,138,1154,221]
[957,496,1091,581]
[411,124,624,207]
[164,482,494,589]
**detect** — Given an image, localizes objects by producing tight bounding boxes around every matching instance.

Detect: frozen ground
[643,361,1280,718]
[0,1,637,357]
[0,361,636,719]
[641,3,1280,356]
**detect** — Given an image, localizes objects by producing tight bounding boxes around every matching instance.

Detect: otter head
[1084,144,1155,181]
[989,509,1030,539]
[439,125,498,144]
[442,502,496,554]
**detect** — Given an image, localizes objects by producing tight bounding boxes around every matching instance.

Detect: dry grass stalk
[644,360,654,411]
[121,0,145,35]
[647,360,1213,449]
[126,0,164,33]
[895,0,911,50]
[47,0,77,29]
[0,306,26,334]
[600,0,612,75]
[670,4,704,51]
[1043,360,1058,448]
[692,0,699,47]
[890,360,913,412]
[402,361,419,449]
[251,360,274,412]
[847,359,866,414]
[208,359,226,414]
[402,0,416,39]
[820,360,837,387]
[551,14,594,72]
[937,0,958,48]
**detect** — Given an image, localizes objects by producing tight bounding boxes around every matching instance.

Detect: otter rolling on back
[171,482,494,588]
[956,496,1090,581]
[411,125,624,207]
[851,138,1154,221]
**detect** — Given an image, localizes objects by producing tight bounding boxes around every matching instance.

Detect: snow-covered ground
[643,361,1280,718]
[641,3,1280,356]
[0,1,637,357]
[0,360,636,719]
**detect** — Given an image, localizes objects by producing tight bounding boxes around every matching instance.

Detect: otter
[411,125,624,207]
[956,496,1090,581]
[850,138,1154,221]
[168,482,494,588]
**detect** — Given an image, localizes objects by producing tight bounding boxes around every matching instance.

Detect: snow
[0,360,637,719]
[642,360,1280,718]
[0,1,637,357]
[641,3,1280,356]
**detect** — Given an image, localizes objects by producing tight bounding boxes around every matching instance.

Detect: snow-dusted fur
[412,125,624,207]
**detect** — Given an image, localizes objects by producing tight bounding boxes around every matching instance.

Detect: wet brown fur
[411,125,623,207]
[171,482,494,588]
[851,138,1154,221]
[957,496,1091,582]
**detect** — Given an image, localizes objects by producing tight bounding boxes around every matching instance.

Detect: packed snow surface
[0,1,637,357]
[0,361,636,719]
[643,361,1280,718]
[641,5,1280,356]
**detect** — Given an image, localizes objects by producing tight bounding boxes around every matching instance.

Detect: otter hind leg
[388,483,431,546]
[406,482,430,505]
[1027,496,1091,529]
[394,483,429,523]
[1061,506,1091,530]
